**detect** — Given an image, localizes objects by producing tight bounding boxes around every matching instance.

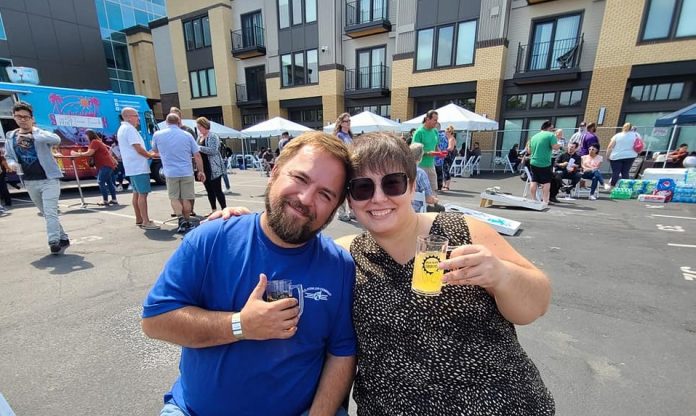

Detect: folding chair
[413,191,427,213]
[503,156,516,174]
[521,166,543,200]
[463,156,481,176]
[449,157,464,177]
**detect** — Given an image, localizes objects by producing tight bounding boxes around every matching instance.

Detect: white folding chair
[463,156,481,176]
[449,157,464,177]
[412,191,427,213]
[503,156,515,173]
[521,166,543,200]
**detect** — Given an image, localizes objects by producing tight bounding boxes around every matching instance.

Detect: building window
[289,107,323,128]
[190,68,217,98]
[630,82,684,102]
[416,20,477,71]
[184,16,212,51]
[506,94,527,110]
[530,92,556,109]
[279,0,316,29]
[280,49,319,87]
[456,20,476,66]
[0,12,6,40]
[558,90,583,107]
[642,0,696,41]
[356,46,386,89]
[529,14,581,71]
[347,105,391,119]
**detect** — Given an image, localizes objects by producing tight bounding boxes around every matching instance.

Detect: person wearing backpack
[606,122,640,187]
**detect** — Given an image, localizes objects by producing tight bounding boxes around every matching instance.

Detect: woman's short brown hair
[351,132,416,184]
[196,116,210,130]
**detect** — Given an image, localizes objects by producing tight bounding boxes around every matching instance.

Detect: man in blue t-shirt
[142,132,356,416]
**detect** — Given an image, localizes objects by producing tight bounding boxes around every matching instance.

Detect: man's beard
[265,189,332,245]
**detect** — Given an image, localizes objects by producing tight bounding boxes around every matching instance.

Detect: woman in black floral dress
[336,133,555,415]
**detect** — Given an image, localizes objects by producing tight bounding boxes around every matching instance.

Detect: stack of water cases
[672,169,696,203]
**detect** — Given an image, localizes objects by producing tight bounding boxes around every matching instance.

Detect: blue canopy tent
[654,102,696,155]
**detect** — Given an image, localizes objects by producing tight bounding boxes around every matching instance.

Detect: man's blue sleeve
[142,238,207,318]
[327,258,357,357]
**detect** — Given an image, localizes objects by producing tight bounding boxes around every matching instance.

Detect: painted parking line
[668,243,696,248]
[651,214,696,221]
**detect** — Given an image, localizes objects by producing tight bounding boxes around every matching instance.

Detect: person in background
[407,128,416,146]
[526,120,560,205]
[579,122,600,157]
[278,131,291,150]
[118,107,158,230]
[553,129,566,159]
[459,142,467,158]
[410,142,444,212]
[550,142,582,201]
[4,101,70,254]
[0,151,12,211]
[170,106,197,216]
[606,122,639,186]
[568,121,587,149]
[581,144,610,200]
[412,110,439,192]
[440,125,457,191]
[110,139,127,192]
[219,139,231,193]
[197,117,227,215]
[71,130,118,206]
[261,147,275,177]
[508,144,522,172]
[334,113,355,222]
[666,143,689,168]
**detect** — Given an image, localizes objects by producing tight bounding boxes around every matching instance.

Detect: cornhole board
[479,191,545,211]
[445,204,522,236]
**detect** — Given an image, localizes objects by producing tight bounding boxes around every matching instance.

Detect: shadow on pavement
[30,254,95,275]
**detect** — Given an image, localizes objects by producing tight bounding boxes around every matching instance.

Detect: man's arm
[142,274,300,348]
[193,152,205,182]
[307,354,356,416]
[132,143,153,159]
[34,129,61,145]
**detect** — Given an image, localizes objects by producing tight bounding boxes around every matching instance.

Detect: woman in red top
[71,130,118,206]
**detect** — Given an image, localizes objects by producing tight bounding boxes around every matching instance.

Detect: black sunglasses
[348,172,409,201]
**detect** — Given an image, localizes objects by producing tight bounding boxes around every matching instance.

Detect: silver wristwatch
[231,312,244,340]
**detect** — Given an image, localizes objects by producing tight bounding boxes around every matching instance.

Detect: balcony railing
[345,64,389,93]
[235,83,267,105]
[515,34,583,74]
[231,25,266,58]
[345,0,391,37]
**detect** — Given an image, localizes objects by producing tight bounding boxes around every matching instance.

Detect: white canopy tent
[401,103,499,132]
[323,110,402,134]
[157,119,245,139]
[241,116,313,138]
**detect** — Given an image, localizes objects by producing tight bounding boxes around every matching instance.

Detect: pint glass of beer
[411,235,448,296]
[266,279,304,316]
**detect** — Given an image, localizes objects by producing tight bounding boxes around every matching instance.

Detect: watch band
[231,312,244,340]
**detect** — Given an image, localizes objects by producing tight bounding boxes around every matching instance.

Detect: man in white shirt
[117,107,158,230]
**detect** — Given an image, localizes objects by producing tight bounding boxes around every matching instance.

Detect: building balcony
[513,34,584,84]
[235,83,267,107]
[231,26,266,59]
[345,0,391,38]
[345,65,390,98]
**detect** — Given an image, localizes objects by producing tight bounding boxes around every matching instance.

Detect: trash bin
[236,154,245,170]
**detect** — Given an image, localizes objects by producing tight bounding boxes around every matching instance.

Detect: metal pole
[664,124,679,168]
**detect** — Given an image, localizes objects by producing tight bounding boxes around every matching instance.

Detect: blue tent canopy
[654,102,696,127]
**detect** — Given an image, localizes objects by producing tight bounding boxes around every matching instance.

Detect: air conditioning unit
[6,67,40,85]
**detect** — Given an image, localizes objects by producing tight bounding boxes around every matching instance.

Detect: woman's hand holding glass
[439,244,507,289]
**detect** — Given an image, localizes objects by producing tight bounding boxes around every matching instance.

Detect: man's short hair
[281,131,289,137]
[679,143,688,148]
[274,131,353,202]
[170,107,183,117]
[166,113,180,125]
[13,101,33,116]
[541,120,553,130]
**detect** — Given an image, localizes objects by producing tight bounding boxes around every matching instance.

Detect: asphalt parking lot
[1,169,695,415]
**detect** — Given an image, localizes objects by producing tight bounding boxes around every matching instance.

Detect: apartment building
[153,0,695,151]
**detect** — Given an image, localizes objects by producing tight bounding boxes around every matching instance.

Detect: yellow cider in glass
[412,251,445,296]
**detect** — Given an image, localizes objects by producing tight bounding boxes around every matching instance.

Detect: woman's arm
[440,217,551,325]
[198,134,220,155]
